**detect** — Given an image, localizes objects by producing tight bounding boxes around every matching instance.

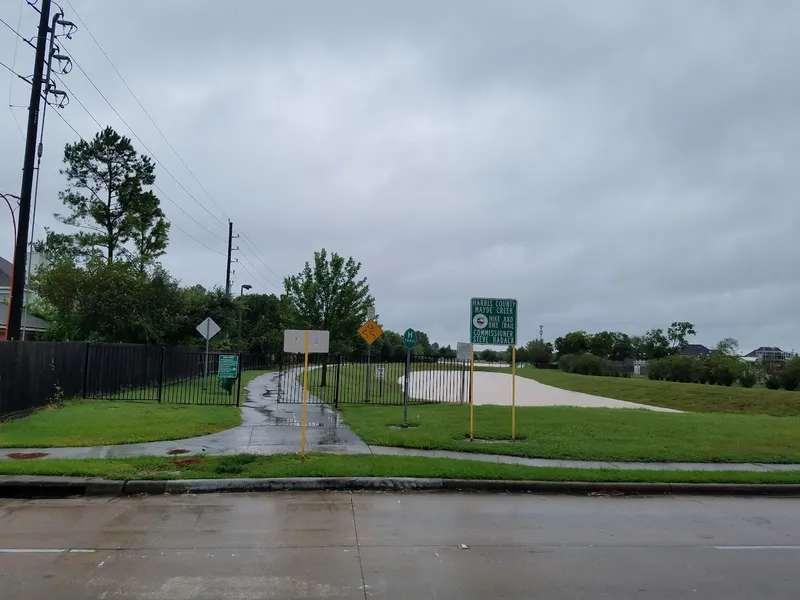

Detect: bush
[559,353,621,377]
[702,354,742,386]
[738,364,758,388]
[646,359,665,380]
[779,358,800,391]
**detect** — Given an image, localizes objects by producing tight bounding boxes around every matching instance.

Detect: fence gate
[277,353,469,406]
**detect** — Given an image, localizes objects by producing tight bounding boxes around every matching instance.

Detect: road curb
[2,476,800,498]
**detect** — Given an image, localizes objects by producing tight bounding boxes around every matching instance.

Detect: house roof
[0,256,11,288]
[0,303,51,331]
[744,346,785,357]
[680,344,712,357]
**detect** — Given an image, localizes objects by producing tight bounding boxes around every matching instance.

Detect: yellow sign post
[512,346,516,440]
[469,344,475,441]
[301,330,309,457]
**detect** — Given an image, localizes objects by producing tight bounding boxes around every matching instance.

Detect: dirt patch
[7,452,50,459]
[166,448,190,455]
[170,458,203,468]
[388,424,419,430]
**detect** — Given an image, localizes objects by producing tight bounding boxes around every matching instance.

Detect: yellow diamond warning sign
[358,319,383,345]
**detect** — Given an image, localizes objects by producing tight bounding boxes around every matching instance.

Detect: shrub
[559,353,621,377]
[646,359,664,380]
[659,355,700,383]
[702,354,742,387]
[779,358,800,391]
[738,363,758,388]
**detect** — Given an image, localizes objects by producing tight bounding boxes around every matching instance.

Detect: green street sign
[403,328,417,350]
[218,355,239,378]
[470,298,517,346]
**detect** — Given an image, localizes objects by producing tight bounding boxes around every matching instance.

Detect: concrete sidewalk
[2,372,799,473]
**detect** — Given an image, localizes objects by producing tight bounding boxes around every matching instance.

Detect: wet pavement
[0,372,368,460]
[2,492,800,598]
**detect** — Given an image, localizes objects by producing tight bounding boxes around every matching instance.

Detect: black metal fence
[278,354,469,406]
[0,341,276,419]
[83,344,275,405]
[0,341,87,419]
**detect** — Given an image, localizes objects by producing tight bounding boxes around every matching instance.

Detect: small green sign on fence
[218,355,239,379]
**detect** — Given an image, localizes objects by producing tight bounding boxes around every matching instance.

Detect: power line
[58,43,228,237]
[0,58,29,82]
[46,102,226,258]
[61,0,282,281]
[238,232,282,279]
[7,0,27,138]
[52,71,99,127]
[238,249,280,290]
[64,0,229,226]
[0,14,30,45]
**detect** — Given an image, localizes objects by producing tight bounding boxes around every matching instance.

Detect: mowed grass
[0,370,270,448]
[498,367,800,417]
[1,452,799,484]
[338,402,800,464]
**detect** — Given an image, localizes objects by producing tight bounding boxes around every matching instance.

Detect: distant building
[743,347,797,362]
[0,303,51,340]
[679,344,712,358]
[0,253,48,304]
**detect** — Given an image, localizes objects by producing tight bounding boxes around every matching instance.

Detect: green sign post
[403,328,417,350]
[470,298,517,345]
[218,355,239,379]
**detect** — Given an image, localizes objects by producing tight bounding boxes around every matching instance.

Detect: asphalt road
[1,492,799,599]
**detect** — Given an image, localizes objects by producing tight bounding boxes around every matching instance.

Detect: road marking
[715,546,800,550]
[0,548,96,553]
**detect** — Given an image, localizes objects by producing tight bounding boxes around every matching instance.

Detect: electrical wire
[6,0,27,138]
[237,250,280,291]
[58,43,227,239]
[0,14,29,44]
[238,232,282,279]
[63,0,230,225]
[0,58,29,82]
[61,0,283,279]
[45,100,226,257]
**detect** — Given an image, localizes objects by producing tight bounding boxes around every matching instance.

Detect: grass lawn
[338,402,800,464]
[498,367,800,417]
[0,370,270,448]
[0,453,798,484]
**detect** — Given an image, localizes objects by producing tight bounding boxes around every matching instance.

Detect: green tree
[643,328,671,359]
[284,249,373,384]
[715,337,739,355]
[54,126,169,266]
[525,340,553,366]
[667,321,697,352]
[554,331,590,357]
[588,331,616,360]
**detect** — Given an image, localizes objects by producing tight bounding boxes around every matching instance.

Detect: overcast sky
[1,0,798,352]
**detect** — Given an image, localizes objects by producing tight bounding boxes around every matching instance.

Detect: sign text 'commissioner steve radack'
[470,297,517,346]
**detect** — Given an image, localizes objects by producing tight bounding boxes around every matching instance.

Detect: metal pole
[203,321,209,391]
[458,359,465,404]
[301,330,309,456]
[402,349,410,427]
[365,343,371,402]
[469,344,475,441]
[512,346,517,440]
[6,0,51,340]
[225,220,233,294]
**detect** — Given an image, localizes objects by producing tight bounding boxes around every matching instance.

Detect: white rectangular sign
[457,342,471,362]
[283,329,330,354]
[375,364,386,380]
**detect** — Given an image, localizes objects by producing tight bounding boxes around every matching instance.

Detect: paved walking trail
[404,370,680,411]
[2,372,798,472]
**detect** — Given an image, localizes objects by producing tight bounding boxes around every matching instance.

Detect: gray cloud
[1,0,798,352]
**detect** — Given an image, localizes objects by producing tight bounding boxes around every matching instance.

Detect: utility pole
[539,325,543,342]
[225,221,238,295]
[7,0,52,341]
